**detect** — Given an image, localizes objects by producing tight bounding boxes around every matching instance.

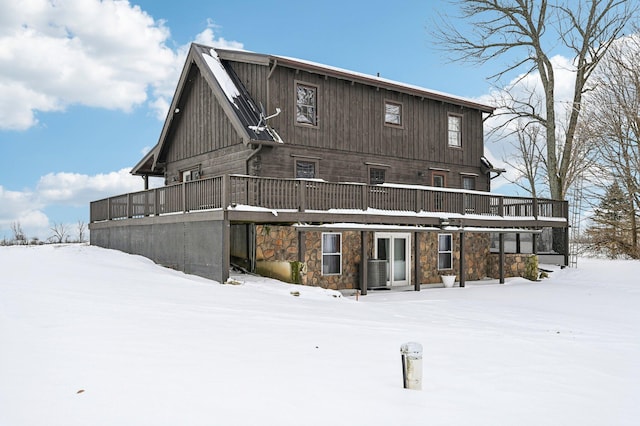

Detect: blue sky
[0,0,563,241]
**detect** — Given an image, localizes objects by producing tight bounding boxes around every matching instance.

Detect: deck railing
[90,174,568,223]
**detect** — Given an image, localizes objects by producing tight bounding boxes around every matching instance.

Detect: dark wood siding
[162,60,490,191]
[165,144,253,183]
[258,144,484,189]
[164,65,243,164]
[260,65,489,190]
[227,61,269,109]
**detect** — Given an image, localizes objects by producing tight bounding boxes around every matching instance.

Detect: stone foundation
[417,233,491,284]
[253,225,503,290]
[487,253,537,279]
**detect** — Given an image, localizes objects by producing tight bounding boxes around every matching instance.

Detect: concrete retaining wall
[90,218,226,282]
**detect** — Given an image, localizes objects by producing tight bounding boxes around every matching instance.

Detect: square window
[438,234,453,270]
[432,173,445,187]
[296,83,317,125]
[432,173,446,210]
[462,176,475,190]
[462,176,476,212]
[385,101,402,126]
[369,168,386,185]
[322,233,342,275]
[295,160,316,179]
[448,115,462,147]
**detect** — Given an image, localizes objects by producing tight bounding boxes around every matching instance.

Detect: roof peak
[203,44,494,113]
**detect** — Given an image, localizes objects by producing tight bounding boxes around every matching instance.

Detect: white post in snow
[400,342,423,390]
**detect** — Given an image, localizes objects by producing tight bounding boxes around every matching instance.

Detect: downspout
[246,143,263,176]
[267,59,278,121]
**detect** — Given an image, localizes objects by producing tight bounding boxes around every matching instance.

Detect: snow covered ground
[1,244,638,425]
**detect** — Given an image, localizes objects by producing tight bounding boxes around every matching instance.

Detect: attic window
[384,101,402,126]
[296,82,317,126]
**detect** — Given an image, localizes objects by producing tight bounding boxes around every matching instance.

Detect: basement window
[322,233,342,275]
[438,234,453,270]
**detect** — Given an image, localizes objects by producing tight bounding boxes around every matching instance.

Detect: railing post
[361,184,369,211]
[107,198,112,221]
[182,181,187,213]
[222,174,231,209]
[415,189,423,213]
[532,197,538,219]
[154,188,159,216]
[498,196,504,217]
[458,192,465,215]
[298,180,307,212]
[127,193,132,218]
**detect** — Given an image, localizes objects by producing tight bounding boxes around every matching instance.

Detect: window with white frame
[438,234,453,270]
[322,233,342,275]
[448,115,462,147]
[384,101,402,126]
[296,83,317,126]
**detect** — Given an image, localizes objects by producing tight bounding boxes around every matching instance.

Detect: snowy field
[1,244,638,426]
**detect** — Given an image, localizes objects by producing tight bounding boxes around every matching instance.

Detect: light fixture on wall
[439,218,450,227]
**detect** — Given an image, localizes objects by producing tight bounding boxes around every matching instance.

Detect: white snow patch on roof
[273,55,493,111]
[202,48,240,108]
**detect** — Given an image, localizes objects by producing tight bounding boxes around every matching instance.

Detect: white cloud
[0,168,161,240]
[36,168,153,206]
[0,0,243,130]
[148,22,245,121]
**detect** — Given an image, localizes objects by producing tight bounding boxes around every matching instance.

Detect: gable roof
[132,44,283,176]
[133,44,494,177]
[216,48,495,114]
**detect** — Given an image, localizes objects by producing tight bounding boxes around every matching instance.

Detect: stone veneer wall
[255,225,361,290]
[255,225,298,263]
[303,231,361,290]
[487,253,536,279]
[254,226,501,289]
[417,233,491,283]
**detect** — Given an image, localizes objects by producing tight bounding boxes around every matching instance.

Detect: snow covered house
[89,43,569,290]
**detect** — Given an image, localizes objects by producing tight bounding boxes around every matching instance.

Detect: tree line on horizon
[1,220,87,246]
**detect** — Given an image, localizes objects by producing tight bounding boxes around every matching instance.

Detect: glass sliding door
[374,233,410,286]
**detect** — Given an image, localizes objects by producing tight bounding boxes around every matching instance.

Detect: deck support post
[414,231,420,291]
[499,233,505,284]
[459,231,466,287]
[360,231,368,296]
[221,211,230,284]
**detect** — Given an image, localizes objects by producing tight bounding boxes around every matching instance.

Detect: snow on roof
[202,48,241,108]
[213,47,494,112]
[272,54,494,112]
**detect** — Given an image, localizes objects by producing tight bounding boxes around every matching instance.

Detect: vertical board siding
[259,64,489,190]
[165,66,241,164]
[159,60,490,192]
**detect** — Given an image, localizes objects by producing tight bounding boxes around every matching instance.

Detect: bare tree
[433,0,635,200]
[10,221,26,245]
[502,120,546,197]
[77,220,87,243]
[581,31,640,257]
[50,222,69,244]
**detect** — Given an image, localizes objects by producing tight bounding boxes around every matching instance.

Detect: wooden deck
[90,174,568,228]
